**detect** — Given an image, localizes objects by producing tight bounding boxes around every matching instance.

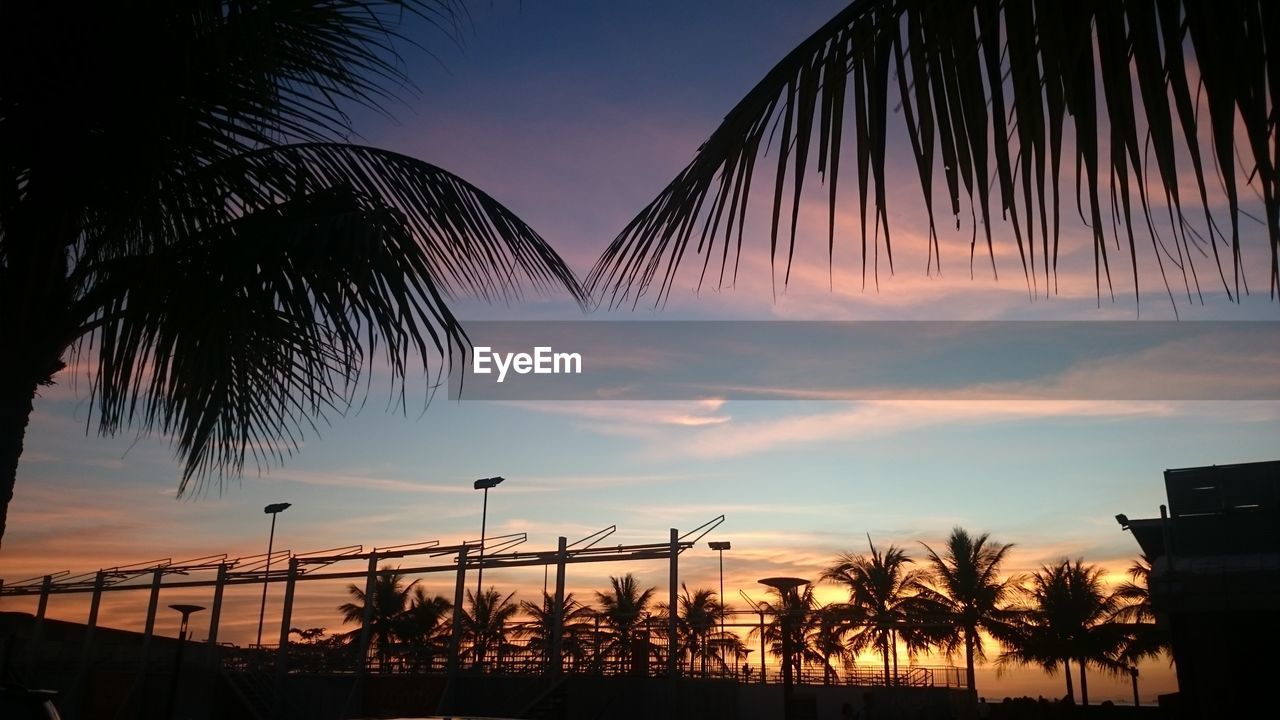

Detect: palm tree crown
[462,587,520,666]
[0,0,584,546]
[1110,555,1171,665]
[823,537,934,685]
[519,591,596,671]
[657,584,724,674]
[919,527,1019,696]
[594,574,658,673]
[338,567,419,666]
[589,0,1277,308]
[999,559,1128,705]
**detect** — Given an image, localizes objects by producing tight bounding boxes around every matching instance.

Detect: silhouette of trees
[398,587,453,671]
[807,602,856,685]
[0,0,584,546]
[999,559,1128,705]
[339,567,419,669]
[823,537,936,685]
[1111,555,1170,665]
[595,574,658,674]
[462,587,520,669]
[319,547,1163,691]
[589,1,1278,310]
[519,591,596,672]
[919,527,1019,697]
[750,583,831,682]
[658,584,724,674]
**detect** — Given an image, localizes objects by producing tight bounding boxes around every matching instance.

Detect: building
[1119,460,1280,719]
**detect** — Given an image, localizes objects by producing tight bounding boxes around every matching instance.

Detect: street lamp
[473,476,505,597]
[760,576,810,720]
[166,604,205,719]
[256,502,291,647]
[709,540,731,674]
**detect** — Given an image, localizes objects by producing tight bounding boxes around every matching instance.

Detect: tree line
[300,527,1163,705]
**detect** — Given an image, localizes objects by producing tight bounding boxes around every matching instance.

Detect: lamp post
[256,502,291,648]
[166,604,205,719]
[473,476,505,597]
[760,577,810,720]
[709,540,731,675]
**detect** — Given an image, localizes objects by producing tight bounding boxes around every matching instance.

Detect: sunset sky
[3,0,1279,704]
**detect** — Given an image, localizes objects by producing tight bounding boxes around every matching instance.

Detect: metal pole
[207,564,228,648]
[668,528,678,681]
[256,510,279,647]
[137,568,164,718]
[34,574,51,628]
[551,537,567,677]
[440,546,469,716]
[164,622,188,720]
[140,568,163,661]
[356,552,379,674]
[31,575,51,663]
[781,602,793,720]
[477,486,489,597]
[72,571,106,720]
[717,549,725,673]
[759,610,766,685]
[273,557,299,718]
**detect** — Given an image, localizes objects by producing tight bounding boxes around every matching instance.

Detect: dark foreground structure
[0,611,974,720]
[1120,460,1280,720]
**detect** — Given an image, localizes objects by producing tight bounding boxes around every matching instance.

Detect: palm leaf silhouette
[0,0,585,542]
[589,0,1277,308]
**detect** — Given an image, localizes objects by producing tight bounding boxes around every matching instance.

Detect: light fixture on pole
[759,576,810,720]
[473,477,505,597]
[709,540,731,673]
[166,603,205,719]
[256,502,291,647]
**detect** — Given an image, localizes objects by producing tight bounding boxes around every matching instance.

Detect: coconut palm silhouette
[589,1,1276,307]
[0,1,585,545]
[999,559,1128,705]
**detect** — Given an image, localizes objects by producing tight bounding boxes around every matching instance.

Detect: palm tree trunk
[882,635,891,686]
[1,206,74,549]
[964,629,977,696]
[892,630,899,686]
[0,373,41,548]
[1079,660,1090,706]
[1063,658,1074,703]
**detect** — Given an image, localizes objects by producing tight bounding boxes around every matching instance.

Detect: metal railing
[219,630,967,689]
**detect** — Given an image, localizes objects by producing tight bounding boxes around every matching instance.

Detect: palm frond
[74,143,585,492]
[588,0,1279,308]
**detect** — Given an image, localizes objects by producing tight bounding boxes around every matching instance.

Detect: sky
[3,0,1279,704]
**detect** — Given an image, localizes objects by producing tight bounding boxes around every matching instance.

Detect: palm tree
[1111,556,1171,665]
[338,567,418,669]
[588,1,1276,310]
[807,603,856,685]
[519,591,596,672]
[918,527,1019,697]
[397,586,452,672]
[823,537,933,686]
[999,559,1129,705]
[0,1,585,546]
[594,574,657,674]
[750,584,828,684]
[462,587,520,670]
[657,584,724,675]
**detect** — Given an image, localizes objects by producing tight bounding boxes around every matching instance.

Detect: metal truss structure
[1,516,726,716]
